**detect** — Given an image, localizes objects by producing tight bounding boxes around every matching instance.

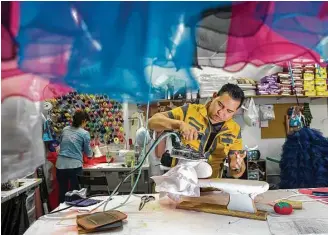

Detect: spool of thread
[119,127,124,132]
[114,137,120,144]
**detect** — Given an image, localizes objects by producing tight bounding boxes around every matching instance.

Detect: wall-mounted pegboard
[46,91,125,145]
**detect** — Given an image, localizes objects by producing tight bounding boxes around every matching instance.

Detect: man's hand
[179,122,198,141]
[228,151,247,178]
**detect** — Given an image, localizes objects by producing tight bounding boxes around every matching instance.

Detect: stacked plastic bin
[303,65,316,96]
[314,65,328,96]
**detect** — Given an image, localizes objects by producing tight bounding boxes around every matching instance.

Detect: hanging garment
[1,194,30,235]
[279,128,328,189]
[42,120,55,142]
[303,103,313,127]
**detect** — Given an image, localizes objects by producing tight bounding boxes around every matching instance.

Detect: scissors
[139,195,155,211]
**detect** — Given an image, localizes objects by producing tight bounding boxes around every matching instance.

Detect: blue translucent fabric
[17,1,233,103]
[254,1,328,60]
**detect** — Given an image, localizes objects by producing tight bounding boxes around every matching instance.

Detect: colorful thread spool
[114,137,120,144]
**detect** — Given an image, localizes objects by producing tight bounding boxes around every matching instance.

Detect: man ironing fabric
[148,83,246,178]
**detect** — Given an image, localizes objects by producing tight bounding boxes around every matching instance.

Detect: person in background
[56,110,93,203]
[148,83,246,179]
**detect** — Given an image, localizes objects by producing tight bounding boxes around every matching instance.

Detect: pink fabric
[1,70,72,102]
[299,188,328,205]
[10,1,20,37]
[318,2,328,20]
[1,25,16,60]
[224,2,322,72]
[1,2,71,102]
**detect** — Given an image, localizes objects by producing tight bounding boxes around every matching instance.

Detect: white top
[24,189,328,235]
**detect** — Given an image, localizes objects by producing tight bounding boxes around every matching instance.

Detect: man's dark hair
[218,83,245,109]
[72,111,89,128]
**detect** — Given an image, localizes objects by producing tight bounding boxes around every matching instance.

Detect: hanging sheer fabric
[16,2,235,103]
[10,1,328,100]
[1,1,72,102]
[224,1,327,72]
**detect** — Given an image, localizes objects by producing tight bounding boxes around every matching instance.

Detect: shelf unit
[154,95,328,103]
[248,95,328,99]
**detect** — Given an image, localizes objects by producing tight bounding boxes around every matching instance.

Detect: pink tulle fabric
[224,2,323,72]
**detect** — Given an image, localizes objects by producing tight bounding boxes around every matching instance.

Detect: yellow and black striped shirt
[166,103,242,178]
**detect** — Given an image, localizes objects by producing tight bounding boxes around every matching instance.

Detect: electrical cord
[102,58,181,212]
[102,131,180,211]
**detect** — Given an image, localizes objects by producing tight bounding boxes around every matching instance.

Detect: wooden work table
[24,189,328,235]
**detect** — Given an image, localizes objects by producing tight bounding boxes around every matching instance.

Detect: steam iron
[170,133,207,162]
